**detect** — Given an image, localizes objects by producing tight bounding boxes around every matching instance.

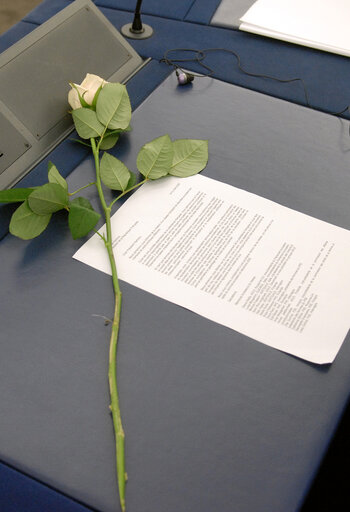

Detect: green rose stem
[0,84,208,510]
[0,77,208,512]
[91,137,126,512]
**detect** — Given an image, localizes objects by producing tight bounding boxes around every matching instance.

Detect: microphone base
[121,23,153,39]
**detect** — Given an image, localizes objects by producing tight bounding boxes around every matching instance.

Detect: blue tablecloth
[1,2,350,511]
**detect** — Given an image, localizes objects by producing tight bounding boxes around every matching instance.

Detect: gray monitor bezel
[0,0,144,189]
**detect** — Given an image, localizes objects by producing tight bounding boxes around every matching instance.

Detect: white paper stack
[240,0,350,57]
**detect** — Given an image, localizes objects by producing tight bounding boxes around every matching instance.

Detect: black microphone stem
[132,0,143,32]
[121,0,154,39]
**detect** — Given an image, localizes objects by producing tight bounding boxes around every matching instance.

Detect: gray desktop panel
[1,72,350,512]
[0,0,144,190]
[0,111,30,174]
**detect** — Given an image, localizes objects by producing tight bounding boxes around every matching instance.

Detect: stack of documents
[240,0,350,57]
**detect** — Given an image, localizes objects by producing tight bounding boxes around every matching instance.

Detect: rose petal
[68,83,88,109]
[80,74,108,105]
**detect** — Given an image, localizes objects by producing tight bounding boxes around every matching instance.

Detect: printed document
[240,0,350,58]
[74,175,350,364]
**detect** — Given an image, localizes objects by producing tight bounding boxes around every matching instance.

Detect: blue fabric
[95,0,196,20]
[185,0,222,24]
[0,462,93,512]
[21,1,350,121]
[127,59,172,111]
[1,2,350,510]
[23,0,67,24]
[23,0,197,23]
[0,21,38,53]
[2,3,350,298]
[101,8,350,120]
[1,61,350,512]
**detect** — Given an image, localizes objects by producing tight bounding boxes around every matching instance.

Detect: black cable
[162,48,214,78]
[161,48,349,117]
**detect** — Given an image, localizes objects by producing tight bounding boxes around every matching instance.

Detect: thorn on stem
[92,314,112,325]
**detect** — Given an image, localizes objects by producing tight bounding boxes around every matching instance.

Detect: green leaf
[96,83,131,130]
[0,187,34,203]
[100,152,130,191]
[126,171,137,190]
[72,108,104,139]
[169,139,209,177]
[91,85,103,110]
[9,200,51,239]
[28,183,69,215]
[48,162,68,191]
[99,125,131,150]
[68,197,101,239]
[137,134,173,180]
[100,132,119,150]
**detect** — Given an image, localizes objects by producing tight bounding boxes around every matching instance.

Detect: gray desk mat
[211,0,255,28]
[1,73,350,512]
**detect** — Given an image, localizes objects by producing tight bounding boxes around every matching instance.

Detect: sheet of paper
[74,174,350,364]
[240,0,350,58]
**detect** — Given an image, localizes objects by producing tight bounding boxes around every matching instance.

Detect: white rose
[68,73,108,110]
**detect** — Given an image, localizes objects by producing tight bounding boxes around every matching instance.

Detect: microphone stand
[121,0,153,39]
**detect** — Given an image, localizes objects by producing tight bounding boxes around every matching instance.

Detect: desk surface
[1,2,350,512]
